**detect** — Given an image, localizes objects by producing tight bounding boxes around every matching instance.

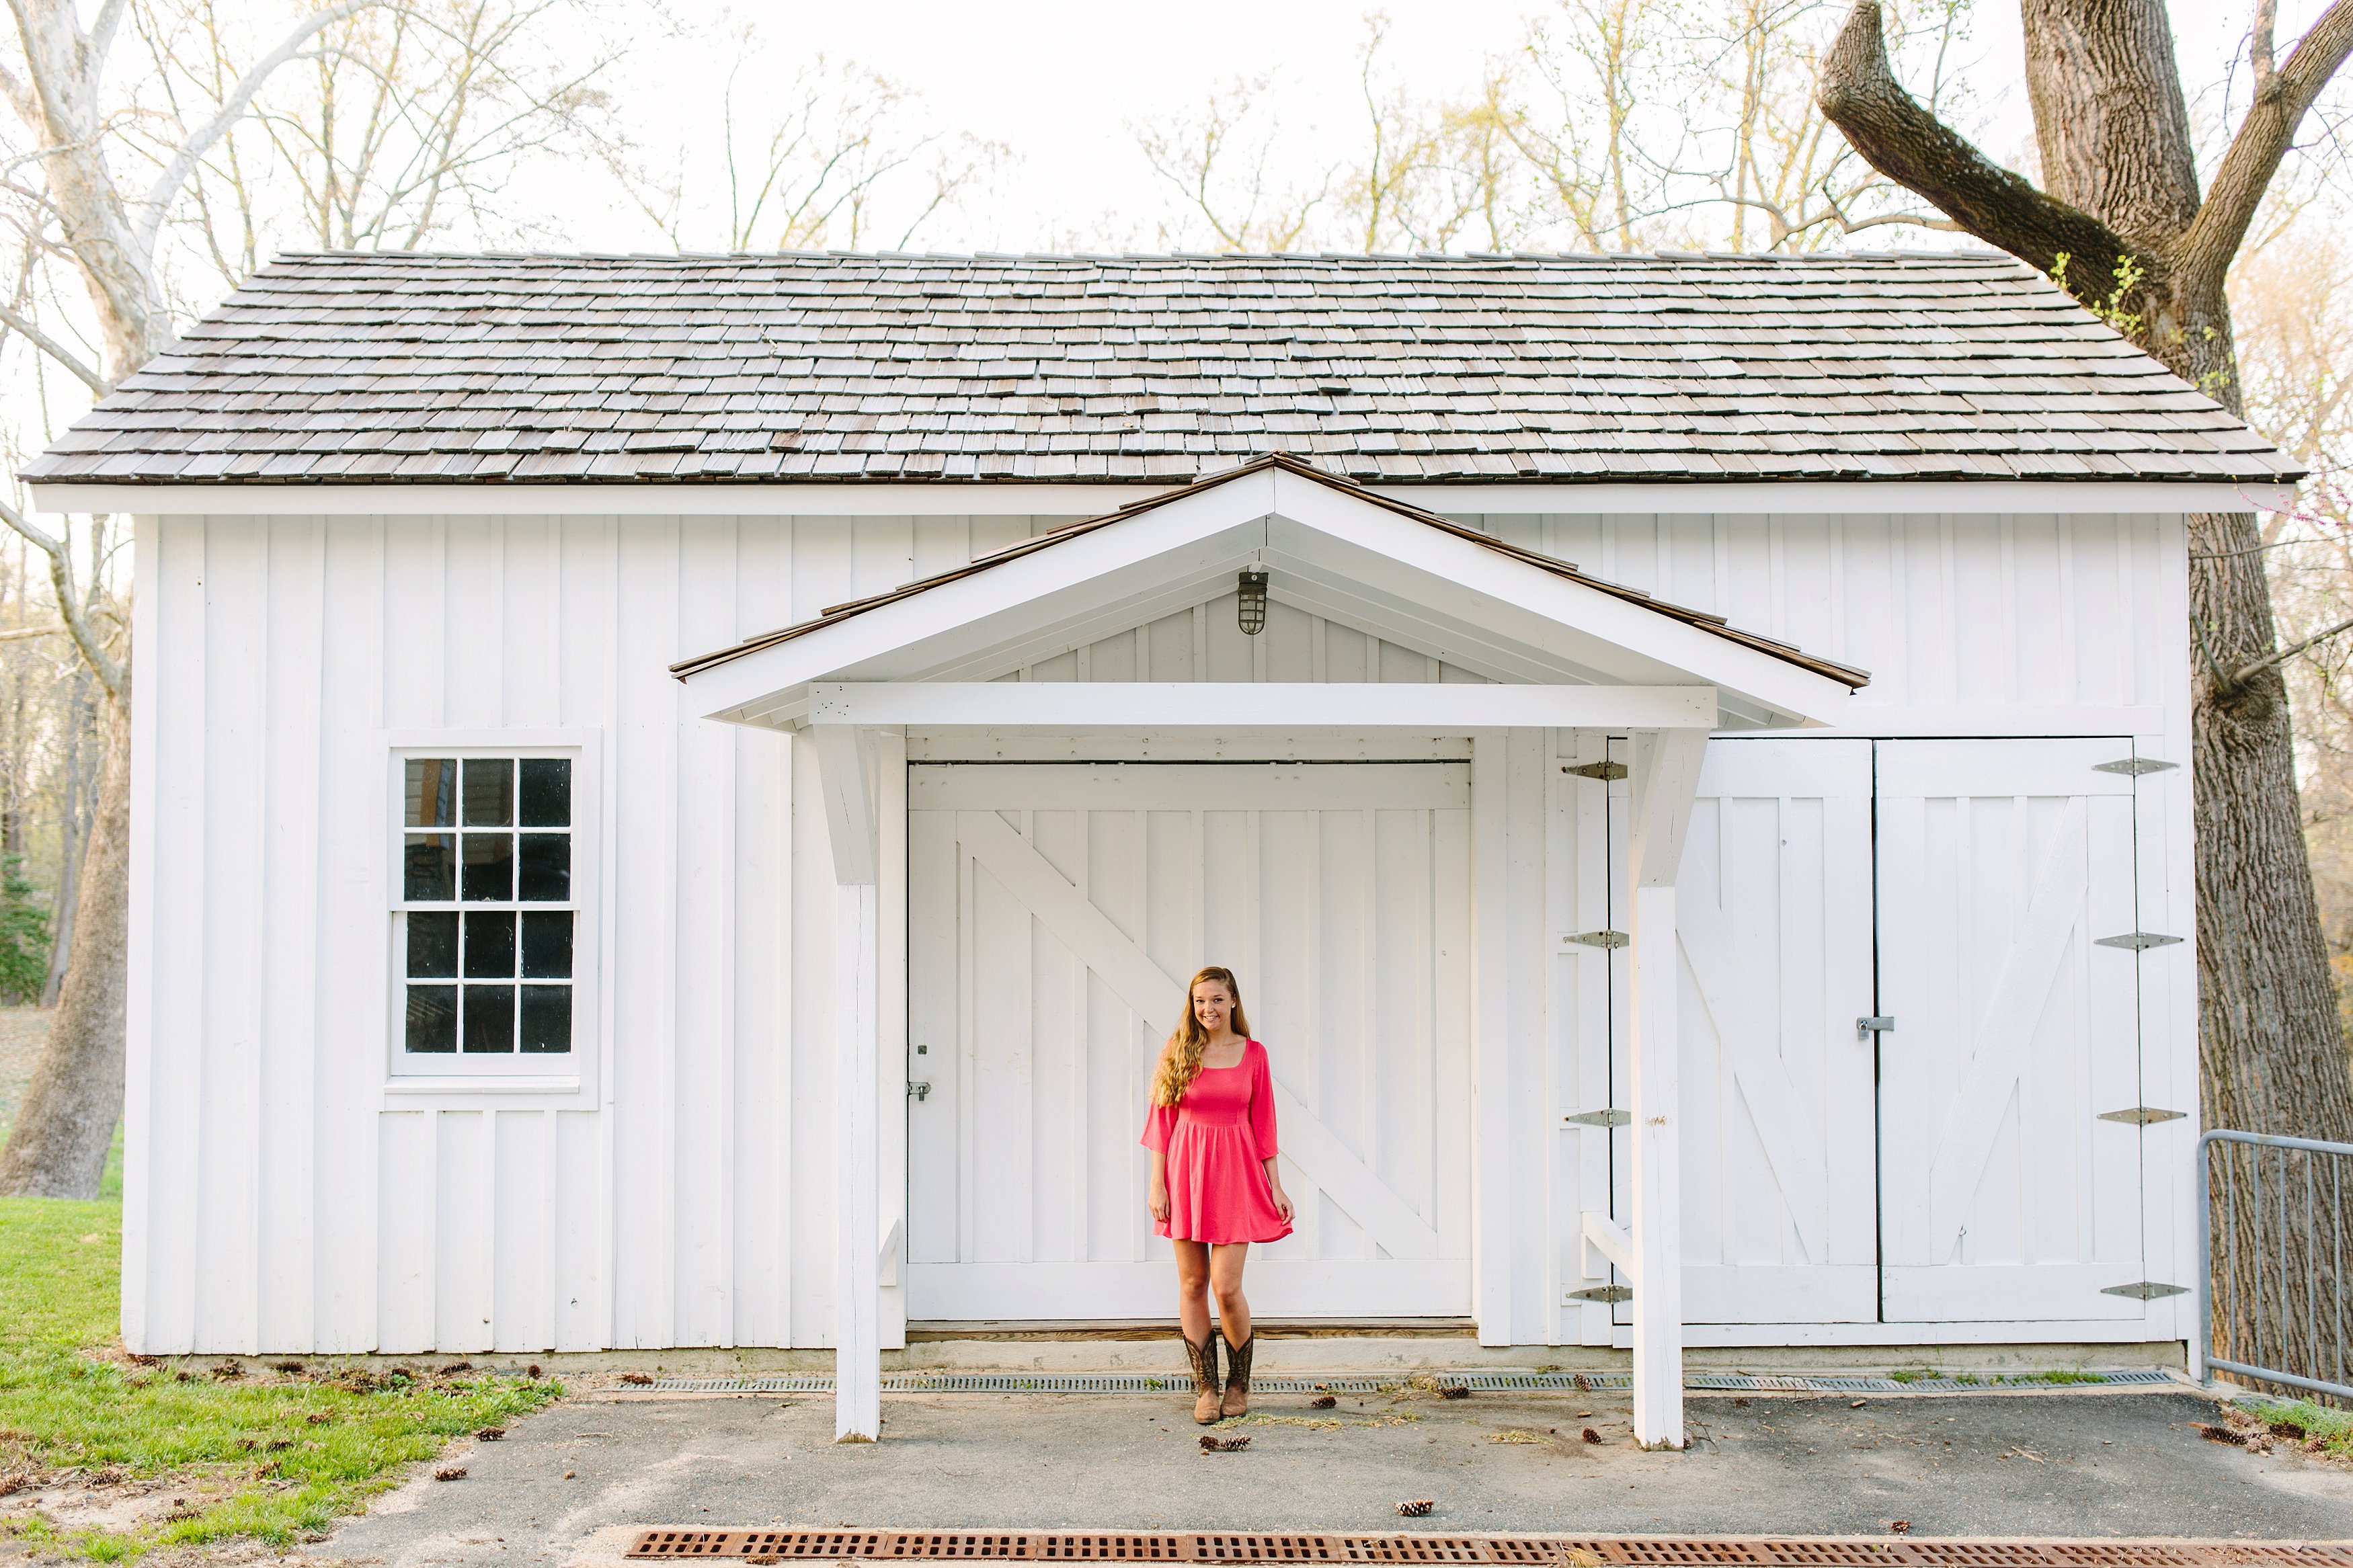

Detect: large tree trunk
[0,696,129,1198]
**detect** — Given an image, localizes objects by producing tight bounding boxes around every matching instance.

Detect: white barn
[28,251,2299,1449]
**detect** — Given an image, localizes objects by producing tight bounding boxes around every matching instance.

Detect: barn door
[1876,739,2148,1322]
[905,761,1474,1321]
[1675,739,1878,1323]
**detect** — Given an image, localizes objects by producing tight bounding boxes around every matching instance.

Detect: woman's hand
[1270,1181,1295,1225]
[1148,1182,1171,1224]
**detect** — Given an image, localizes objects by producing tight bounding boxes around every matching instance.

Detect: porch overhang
[672,455,1866,733]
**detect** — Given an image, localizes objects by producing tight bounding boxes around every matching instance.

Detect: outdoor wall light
[1238,569,1269,635]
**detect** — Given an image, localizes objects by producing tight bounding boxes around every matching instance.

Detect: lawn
[0,1195,563,1560]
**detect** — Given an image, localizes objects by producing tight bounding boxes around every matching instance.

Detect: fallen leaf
[434,1468,467,1482]
[618,1373,654,1387]
[1732,1398,1749,1407]
[1440,1386,1470,1400]
[1396,1500,1435,1518]
[1889,1521,1911,1536]
[477,1428,506,1442]
[1311,1396,1337,1409]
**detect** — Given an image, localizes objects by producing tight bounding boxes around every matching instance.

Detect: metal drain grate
[621,1370,2180,1397]
[627,1533,2353,1566]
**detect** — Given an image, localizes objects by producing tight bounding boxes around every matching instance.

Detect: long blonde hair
[1150,966,1252,1108]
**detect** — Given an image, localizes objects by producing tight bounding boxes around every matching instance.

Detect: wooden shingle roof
[25,249,2300,487]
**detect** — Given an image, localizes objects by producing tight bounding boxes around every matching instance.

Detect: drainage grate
[627,1533,2353,1566]
[621,1370,2180,1397]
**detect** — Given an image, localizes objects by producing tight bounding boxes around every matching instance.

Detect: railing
[2196,1128,2353,1404]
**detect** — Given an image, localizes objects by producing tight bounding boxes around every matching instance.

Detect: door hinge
[1565,930,1630,949]
[1562,760,1628,781]
[2098,1106,2187,1125]
[2096,932,2183,951]
[1856,1015,1895,1040]
[2101,1280,2190,1300]
[907,1081,932,1102]
[1564,1108,1631,1128]
[2093,757,2178,776]
[1566,1284,1632,1304]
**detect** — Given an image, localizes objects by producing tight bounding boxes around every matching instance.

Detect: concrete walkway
[323,1386,2353,1568]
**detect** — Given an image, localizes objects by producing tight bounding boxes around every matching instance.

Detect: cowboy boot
[1220,1331,1255,1419]
[1184,1330,1223,1424]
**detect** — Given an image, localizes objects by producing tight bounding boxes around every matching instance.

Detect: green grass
[2245,1397,2353,1458]
[0,1196,561,1560]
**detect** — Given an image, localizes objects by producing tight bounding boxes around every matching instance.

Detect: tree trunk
[0,696,129,1198]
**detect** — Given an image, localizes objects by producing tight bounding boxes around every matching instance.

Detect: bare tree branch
[132,0,380,265]
[0,299,108,393]
[1816,0,2128,284]
[2231,613,2353,689]
[0,495,122,702]
[2180,0,2353,299]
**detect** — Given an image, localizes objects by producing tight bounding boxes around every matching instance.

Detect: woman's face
[1191,981,1234,1037]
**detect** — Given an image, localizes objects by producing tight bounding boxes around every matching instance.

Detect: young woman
[1141,966,1296,1424]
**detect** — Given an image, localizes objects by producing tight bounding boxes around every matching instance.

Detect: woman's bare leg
[1209,1242,1250,1346]
[1174,1239,1213,1344]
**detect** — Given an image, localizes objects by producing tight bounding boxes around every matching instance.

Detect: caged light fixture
[1237,569,1269,635]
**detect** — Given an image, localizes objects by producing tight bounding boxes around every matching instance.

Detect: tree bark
[0,695,128,1198]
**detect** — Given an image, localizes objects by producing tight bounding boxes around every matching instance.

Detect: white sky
[566,0,2317,255]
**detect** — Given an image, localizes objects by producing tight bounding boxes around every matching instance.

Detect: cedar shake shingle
[23,249,2299,488]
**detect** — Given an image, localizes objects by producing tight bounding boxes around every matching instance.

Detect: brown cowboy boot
[1184,1331,1223,1424]
[1220,1331,1255,1419]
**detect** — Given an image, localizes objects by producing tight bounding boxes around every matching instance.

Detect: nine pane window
[403,757,574,1057]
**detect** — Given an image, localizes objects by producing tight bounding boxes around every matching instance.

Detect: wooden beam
[811,725,879,886]
[1624,726,1710,1452]
[805,682,1719,731]
[832,881,881,1442]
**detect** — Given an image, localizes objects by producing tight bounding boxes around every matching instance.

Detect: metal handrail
[2196,1128,2353,1403]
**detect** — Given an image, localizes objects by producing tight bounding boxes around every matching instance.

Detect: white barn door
[906,761,1473,1321]
[1876,739,2147,1322]
[1675,739,1878,1323]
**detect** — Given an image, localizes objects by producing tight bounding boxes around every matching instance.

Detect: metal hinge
[1565,930,1630,949]
[908,1081,932,1102]
[1564,1108,1631,1128]
[2098,1106,2187,1125]
[1566,1284,1632,1304]
[2101,1281,2190,1300]
[1856,1015,1895,1040]
[1562,760,1628,781]
[2096,932,2184,951]
[2093,757,2178,776]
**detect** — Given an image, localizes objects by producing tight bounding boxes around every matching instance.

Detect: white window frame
[384,729,603,1098]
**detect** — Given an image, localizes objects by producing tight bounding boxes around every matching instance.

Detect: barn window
[399,755,576,1058]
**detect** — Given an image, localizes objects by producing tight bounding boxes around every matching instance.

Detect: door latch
[1855,1015,1895,1040]
[908,1081,932,1102]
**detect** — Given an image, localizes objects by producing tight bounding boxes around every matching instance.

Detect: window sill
[386,1075,581,1095]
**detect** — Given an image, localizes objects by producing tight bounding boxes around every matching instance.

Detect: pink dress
[1141,1040,1293,1245]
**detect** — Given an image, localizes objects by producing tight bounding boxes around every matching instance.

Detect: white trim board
[32,478,2295,518]
[805,682,1718,730]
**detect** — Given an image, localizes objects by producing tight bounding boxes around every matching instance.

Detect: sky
[569,0,2326,256]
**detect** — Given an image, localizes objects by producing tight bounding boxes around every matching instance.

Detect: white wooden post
[1624,727,1709,1451]
[813,723,881,1442]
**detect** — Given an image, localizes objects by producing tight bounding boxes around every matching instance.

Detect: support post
[813,725,881,1442]
[1624,727,1709,1451]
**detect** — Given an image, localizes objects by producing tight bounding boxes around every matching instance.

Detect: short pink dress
[1141,1040,1293,1245]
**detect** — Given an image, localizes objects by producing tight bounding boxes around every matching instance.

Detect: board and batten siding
[123,503,2192,1354]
